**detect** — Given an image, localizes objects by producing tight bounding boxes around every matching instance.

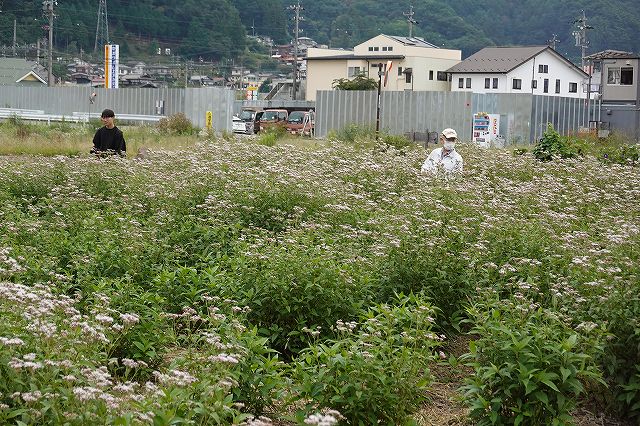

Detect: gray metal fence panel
[0,86,234,131]
[315,90,377,137]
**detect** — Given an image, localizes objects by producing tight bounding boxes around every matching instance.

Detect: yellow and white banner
[104,44,120,89]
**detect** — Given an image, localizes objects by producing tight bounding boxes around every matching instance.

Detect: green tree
[332,73,378,90]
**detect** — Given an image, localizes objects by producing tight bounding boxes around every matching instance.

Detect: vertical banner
[104,44,120,89]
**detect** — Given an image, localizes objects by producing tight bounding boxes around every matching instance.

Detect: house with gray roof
[447,46,588,99]
[0,58,48,86]
[585,50,639,104]
[584,50,639,140]
[305,34,462,101]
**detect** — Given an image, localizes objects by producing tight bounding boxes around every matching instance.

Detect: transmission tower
[403,5,419,38]
[94,0,109,51]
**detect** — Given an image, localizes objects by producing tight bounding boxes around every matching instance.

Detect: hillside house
[447,46,588,99]
[0,58,48,86]
[305,34,462,101]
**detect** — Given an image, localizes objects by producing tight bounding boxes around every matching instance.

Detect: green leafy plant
[533,123,581,161]
[293,294,440,425]
[461,294,605,425]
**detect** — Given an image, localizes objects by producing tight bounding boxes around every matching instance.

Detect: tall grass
[0,119,204,157]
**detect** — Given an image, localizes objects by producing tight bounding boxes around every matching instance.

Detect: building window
[458,77,464,88]
[492,78,498,89]
[532,80,537,89]
[485,78,490,89]
[543,78,549,93]
[398,66,403,76]
[437,71,447,81]
[555,79,561,93]
[429,70,434,80]
[373,46,379,51]
[466,77,472,88]
[538,64,549,73]
[607,67,620,84]
[513,78,522,90]
[569,82,577,93]
[348,66,361,77]
[621,67,634,85]
[405,72,412,84]
[382,46,388,51]
[368,47,374,52]
[387,46,393,51]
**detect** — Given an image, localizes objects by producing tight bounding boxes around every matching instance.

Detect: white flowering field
[0,138,638,425]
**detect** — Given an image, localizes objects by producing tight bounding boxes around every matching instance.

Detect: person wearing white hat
[421,128,463,175]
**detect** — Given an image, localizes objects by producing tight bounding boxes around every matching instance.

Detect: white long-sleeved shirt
[421,147,463,174]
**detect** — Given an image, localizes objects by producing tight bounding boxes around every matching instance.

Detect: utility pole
[95,0,109,51]
[572,10,594,69]
[42,0,55,87]
[547,34,560,50]
[403,5,418,38]
[375,63,384,139]
[288,0,303,100]
[13,20,17,56]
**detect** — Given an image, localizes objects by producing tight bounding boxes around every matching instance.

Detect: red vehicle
[256,109,288,133]
[286,110,315,136]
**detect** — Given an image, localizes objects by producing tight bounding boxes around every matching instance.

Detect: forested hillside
[0,0,638,63]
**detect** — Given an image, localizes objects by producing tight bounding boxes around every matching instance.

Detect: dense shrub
[157,112,195,135]
[533,123,581,161]
[461,292,605,425]
[293,294,440,425]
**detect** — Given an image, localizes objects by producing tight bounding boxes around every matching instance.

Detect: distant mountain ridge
[0,0,637,64]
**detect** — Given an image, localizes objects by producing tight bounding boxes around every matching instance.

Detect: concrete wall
[600,104,640,141]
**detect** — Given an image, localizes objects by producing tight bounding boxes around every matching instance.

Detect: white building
[447,46,588,99]
[305,34,462,101]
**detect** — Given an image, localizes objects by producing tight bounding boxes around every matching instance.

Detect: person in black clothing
[91,109,126,157]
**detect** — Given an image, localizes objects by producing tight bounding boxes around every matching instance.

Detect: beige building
[585,50,639,104]
[305,34,461,101]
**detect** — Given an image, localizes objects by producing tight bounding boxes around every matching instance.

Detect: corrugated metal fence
[0,86,235,130]
[0,86,600,143]
[315,90,600,144]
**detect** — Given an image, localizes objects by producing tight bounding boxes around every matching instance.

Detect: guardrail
[0,108,165,124]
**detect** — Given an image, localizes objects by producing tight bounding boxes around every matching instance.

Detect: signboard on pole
[104,44,120,89]
[205,111,213,129]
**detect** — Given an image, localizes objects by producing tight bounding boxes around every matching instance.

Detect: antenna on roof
[403,4,419,38]
[547,34,560,50]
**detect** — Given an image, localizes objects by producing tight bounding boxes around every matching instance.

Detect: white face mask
[444,141,455,150]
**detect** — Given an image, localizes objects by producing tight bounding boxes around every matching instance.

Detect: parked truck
[256,107,315,134]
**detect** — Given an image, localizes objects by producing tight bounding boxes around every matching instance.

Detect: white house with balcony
[447,46,588,99]
[304,34,462,101]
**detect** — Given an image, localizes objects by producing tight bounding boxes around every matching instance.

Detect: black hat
[101,109,115,118]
